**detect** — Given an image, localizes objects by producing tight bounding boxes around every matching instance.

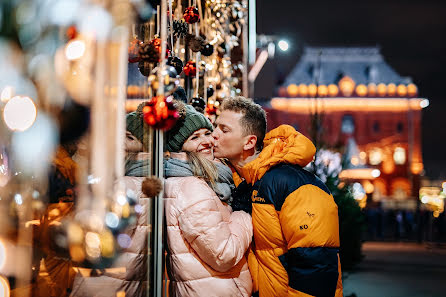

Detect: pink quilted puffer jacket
[164,171,253,296]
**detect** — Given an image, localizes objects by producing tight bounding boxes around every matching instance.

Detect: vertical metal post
[153,1,167,296]
[153,130,164,297]
[248,0,256,66]
[242,19,249,98]
[248,0,256,98]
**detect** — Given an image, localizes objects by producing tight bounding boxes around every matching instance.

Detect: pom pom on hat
[142,176,163,198]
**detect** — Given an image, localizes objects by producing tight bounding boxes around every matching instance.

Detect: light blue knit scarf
[164,158,234,204]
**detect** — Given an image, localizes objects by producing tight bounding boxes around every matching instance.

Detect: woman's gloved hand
[231,180,253,214]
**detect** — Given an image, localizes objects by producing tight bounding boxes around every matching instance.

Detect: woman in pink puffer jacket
[164,104,253,297]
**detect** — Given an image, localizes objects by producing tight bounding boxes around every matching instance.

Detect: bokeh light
[85,232,101,258]
[277,40,289,51]
[14,194,23,205]
[49,0,80,26]
[3,96,37,131]
[11,113,58,175]
[420,99,429,108]
[0,87,13,103]
[117,233,132,249]
[0,275,10,297]
[65,40,86,60]
[371,169,381,178]
[105,212,119,229]
[0,240,6,271]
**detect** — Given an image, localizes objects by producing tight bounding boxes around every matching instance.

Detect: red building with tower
[262,47,428,210]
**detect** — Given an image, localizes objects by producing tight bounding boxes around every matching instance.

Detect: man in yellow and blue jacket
[212,97,343,297]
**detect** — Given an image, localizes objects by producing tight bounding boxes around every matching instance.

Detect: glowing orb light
[3,96,37,131]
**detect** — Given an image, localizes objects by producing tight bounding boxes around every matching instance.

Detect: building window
[341,115,355,134]
[397,122,404,133]
[373,121,380,133]
[369,148,383,165]
[393,147,406,165]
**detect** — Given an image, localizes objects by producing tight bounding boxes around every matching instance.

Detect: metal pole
[152,1,167,296]
[248,0,256,66]
[248,0,256,98]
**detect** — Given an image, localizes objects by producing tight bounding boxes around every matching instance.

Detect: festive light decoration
[282,82,418,98]
[407,83,418,97]
[317,85,328,97]
[339,76,355,97]
[308,84,317,97]
[387,83,396,96]
[377,83,387,97]
[183,6,200,24]
[356,84,367,97]
[298,84,308,97]
[328,84,339,97]
[287,84,299,97]
[183,61,197,76]
[142,96,179,130]
[368,83,377,96]
[397,84,407,97]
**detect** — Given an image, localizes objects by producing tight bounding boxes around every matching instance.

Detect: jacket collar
[239,125,316,185]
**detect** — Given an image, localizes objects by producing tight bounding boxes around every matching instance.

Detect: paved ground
[343,242,446,297]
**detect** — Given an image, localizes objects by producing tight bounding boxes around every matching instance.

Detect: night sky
[255,0,446,179]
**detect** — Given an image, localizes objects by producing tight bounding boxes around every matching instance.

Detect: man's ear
[243,134,258,151]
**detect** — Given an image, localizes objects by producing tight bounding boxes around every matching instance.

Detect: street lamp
[248,35,292,97]
[277,39,289,52]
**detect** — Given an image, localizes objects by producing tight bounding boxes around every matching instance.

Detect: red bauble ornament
[128,37,143,63]
[183,7,200,24]
[183,61,196,76]
[206,103,217,115]
[66,25,77,40]
[142,96,179,130]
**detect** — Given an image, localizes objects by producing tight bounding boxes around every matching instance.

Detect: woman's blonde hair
[185,151,218,189]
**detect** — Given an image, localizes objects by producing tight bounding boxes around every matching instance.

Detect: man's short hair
[221,96,267,151]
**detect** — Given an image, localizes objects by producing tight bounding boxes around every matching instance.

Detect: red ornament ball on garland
[183,61,197,76]
[183,7,200,24]
[206,102,218,116]
[142,96,179,130]
[128,38,143,63]
[66,25,77,40]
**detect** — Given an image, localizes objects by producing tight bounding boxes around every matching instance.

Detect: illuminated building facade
[265,47,429,209]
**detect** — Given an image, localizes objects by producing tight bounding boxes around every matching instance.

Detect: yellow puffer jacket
[235,125,343,297]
